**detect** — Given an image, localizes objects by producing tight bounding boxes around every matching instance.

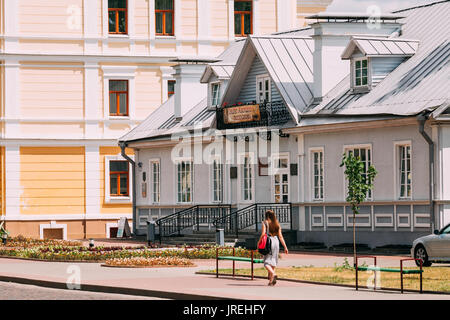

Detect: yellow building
[0,0,331,240]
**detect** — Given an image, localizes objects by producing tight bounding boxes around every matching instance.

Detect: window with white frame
[104,155,133,203]
[345,146,373,199]
[176,160,193,203]
[212,158,223,203]
[272,154,289,203]
[211,82,221,106]
[241,155,254,202]
[398,144,412,199]
[311,150,324,201]
[354,58,368,87]
[150,160,161,203]
[256,75,271,103]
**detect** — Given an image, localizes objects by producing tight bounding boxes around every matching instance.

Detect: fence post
[290,203,293,230]
[235,212,239,239]
[255,204,259,232]
[196,206,200,232]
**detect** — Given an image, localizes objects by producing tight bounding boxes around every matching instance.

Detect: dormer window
[354,58,368,87]
[211,82,221,106]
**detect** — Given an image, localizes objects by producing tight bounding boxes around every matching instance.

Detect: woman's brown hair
[265,210,280,235]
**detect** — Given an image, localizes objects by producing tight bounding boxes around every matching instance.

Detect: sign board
[224,104,261,124]
[117,217,131,238]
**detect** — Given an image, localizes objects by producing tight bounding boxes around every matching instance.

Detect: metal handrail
[213,203,292,238]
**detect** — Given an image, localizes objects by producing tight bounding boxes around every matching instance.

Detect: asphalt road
[0,281,166,300]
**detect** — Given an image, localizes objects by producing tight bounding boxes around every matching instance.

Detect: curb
[195,272,450,295]
[0,275,236,300]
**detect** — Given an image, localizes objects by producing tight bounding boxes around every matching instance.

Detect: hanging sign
[224,104,261,124]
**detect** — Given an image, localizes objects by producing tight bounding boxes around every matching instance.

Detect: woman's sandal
[271,275,278,286]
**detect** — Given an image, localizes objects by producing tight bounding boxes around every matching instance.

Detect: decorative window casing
[344,145,373,200]
[271,153,290,204]
[150,159,161,203]
[256,74,271,103]
[398,144,412,199]
[352,58,369,88]
[155,0,175,36]
[108,0,128,34]
[109,80,129,116]
[176,159,193,203]
[105,155,134,203]
[102,66,136,119]
[239,153,255,203]
[310,149,324,201]
[211,157,224,203]
[234,0,252,37]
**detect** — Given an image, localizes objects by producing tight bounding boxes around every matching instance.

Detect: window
[399,145,412,199]
[312,150,324,201]
[272,155,289,204]
[234,0,252,37]
[211,83,221,106]
[151,160,161,203]
[212,158,223,203]
[354,59,368,87]
[108,0,127,34]
[155,0,174,36]
[109,80,129,116]
[346,146,373,199]
[256,75,271,103]
[177,160,193,203]
[242,155,253,201]
[110,161,129,197]
[168,80,176,99]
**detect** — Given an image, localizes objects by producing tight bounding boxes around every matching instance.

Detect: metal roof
[341,37,420,59]
[306,0,450,117]
[306,12,405,21]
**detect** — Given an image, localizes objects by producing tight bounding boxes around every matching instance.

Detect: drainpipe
[119,141,137,236]
[417,113,435,234]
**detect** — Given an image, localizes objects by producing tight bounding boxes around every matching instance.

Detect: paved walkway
[0,252,448,300]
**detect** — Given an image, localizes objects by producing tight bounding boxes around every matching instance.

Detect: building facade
[120,1,450,248]
[0,0,332,239]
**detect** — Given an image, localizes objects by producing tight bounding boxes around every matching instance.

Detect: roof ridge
[392,0,449,13]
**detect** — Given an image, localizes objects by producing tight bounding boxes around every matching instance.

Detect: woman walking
[258,210,288,286]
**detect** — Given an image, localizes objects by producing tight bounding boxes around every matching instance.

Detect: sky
[325,0,435,12]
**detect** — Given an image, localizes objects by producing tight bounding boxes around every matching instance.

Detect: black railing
[156,205,232,241]
[213,203,292,238]
[216,100,292,130]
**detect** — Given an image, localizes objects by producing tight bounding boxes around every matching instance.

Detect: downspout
[119,141,137,236]
[417,114,435,233]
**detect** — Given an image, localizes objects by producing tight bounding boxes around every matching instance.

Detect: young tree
[340,153,377,267]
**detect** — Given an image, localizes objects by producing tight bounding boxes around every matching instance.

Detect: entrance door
[272,155,289,204]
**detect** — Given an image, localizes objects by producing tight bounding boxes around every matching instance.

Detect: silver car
[411,223,450,266]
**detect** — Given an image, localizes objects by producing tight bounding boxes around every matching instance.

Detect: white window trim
[149,158,161,204]
[210,81,222,107]
[40,221,67,240]
[256,73,271,104]
[210,155,224,203]
[347,214,371,227]
[104,154,134,204]
[394,141,413,200]
[238,152,256,204]
[397,213,411,228]
[103,0,135,37]
[351,57,370,88]
[309,147,325,202]
[343,143,374,201]
[326,214,344,227]
[270,152,290,203]
[102,66,136,119]
[414,213,431,228]
[374,213,394,227]
[160,66,175,103]
[311,213,324,227]
[174,157,194,204]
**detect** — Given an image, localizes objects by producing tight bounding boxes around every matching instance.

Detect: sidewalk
[0,253,448,300]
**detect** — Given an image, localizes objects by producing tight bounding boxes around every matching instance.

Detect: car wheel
[414,245,432,267]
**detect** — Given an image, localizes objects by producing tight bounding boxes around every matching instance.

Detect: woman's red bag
[258,222,272,255]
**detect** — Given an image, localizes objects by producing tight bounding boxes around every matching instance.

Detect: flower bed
[2,236,82,248]
[104,257,195,268]
[0,245,260,262]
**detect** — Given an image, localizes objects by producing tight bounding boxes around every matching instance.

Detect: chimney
[307,12,404,102]
[171,58,217,120]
